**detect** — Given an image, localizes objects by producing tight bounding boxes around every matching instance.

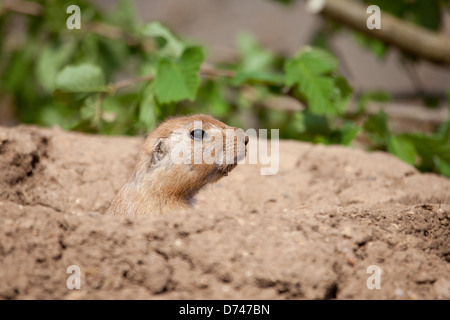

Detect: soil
[0,124,449,300]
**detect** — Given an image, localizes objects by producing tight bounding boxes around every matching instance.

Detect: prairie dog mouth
[216,163,238,176]
[216,152,246,176]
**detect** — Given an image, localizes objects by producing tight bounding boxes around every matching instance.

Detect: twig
[200,62,236,78]
[109,75,154,93]
[108,64,235,93]
[85,21,145,47]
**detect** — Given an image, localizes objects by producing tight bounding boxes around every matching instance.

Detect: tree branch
[0,0,43,16]
[307,0,450,66]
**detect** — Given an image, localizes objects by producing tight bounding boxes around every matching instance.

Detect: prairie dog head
[135,114,248,196]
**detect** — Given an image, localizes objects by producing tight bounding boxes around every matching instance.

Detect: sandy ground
[0,124,449,300]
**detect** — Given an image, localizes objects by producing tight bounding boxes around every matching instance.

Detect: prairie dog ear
[150,138,169,165]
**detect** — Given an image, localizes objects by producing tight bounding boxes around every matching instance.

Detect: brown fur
[107,114,247,216]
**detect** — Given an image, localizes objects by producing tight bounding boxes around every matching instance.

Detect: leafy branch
[1,0,449,177]
[109,64,234,94]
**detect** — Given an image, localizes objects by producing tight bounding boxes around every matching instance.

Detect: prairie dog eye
[190,129,206,141]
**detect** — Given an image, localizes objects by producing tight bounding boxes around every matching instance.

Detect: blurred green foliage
[0,0,449,177]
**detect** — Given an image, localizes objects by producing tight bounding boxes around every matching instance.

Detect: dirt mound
[0,125,449,299]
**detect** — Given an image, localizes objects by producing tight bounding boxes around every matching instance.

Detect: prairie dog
[107,114,248,216]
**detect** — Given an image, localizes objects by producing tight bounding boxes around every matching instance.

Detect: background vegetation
[0,0,449,177]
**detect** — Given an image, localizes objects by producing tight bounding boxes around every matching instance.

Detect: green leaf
[339,123,361,146]
[406,134,450,164]
[3,40,39,91]
[285,47,340,115]
[286,48,338,78]
[139,84,158,129]
[236,91,252,110]
[101,95,123,123]
[354,33,387,59]
[303,112,332,136]
[434,157,450,178]
[36,42,75,92]
[399,133,450,175]
[291,112,306,133]
[141,22,185,58]
[437,120,450,140]
[97,37,130,76]
[231,71,285,86]
[80,95,97,121]
[55,64,108,93]
[197,80,230,117]
[107,0,139,32]
[387,134,417,165]
[333,76,353,114]
[363,110,389,146]
[153,46,204,104]
[237,32,275,73]
[38,101,79,130]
